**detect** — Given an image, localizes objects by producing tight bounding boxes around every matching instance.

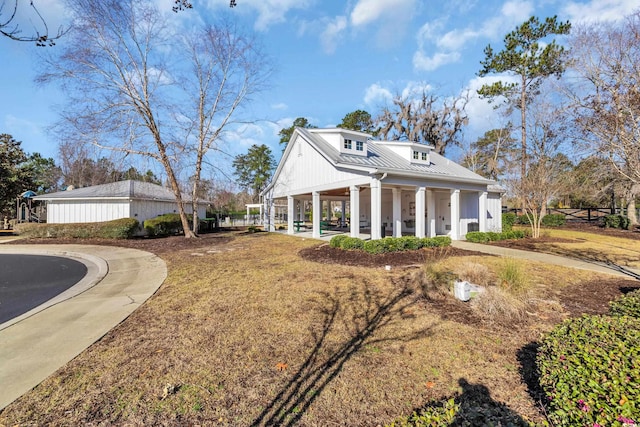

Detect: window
[344,139,352,149]
[356,141,364,151]
[421,152,428,161]
[413,150,419,159]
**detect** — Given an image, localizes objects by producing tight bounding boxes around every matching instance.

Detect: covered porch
[266,179,491,241]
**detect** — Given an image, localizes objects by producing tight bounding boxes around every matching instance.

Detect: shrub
[610,289,640,318]
[15,218,139,239]
[415,264,456,301]
[398,236,421,250]
[387,398,458,427]
[339,236,364,250]
[471,286,527,324]
[465,230,527,243]
[604,214,631,230]
[541,213,566,227]
[421,236,452,247]
[144,213,183,237]
[502,212,517,231]
[363,239,387,254]
[537,315,640,427]
[329,234,349,248]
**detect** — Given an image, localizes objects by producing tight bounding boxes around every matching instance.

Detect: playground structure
[4,190,44,230]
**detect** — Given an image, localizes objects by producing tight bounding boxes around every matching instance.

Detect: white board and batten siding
[271,136,367,198]
[46,200,130,224]
[487,193,502,232]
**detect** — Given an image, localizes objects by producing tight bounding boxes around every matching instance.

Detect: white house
[261,128,503,240]
[33,180,208,225]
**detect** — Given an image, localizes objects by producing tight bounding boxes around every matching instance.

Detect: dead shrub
[471,286,528,325]
[496,258,530,295]
[411,263,456,301]
[453,261,495,287]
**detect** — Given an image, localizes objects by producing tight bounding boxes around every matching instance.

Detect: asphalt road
[0,254,88,324]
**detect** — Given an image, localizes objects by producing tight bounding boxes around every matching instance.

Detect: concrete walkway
[452,240,640,279]
[0,245,167,410]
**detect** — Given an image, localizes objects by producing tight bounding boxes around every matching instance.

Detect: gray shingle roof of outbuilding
[33,180,194,202]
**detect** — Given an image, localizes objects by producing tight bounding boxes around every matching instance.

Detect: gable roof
[264,128,494,194]
[33,180,202,203]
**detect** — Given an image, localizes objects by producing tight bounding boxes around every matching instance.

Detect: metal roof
[33,180,204,203]
[297,128,494,185]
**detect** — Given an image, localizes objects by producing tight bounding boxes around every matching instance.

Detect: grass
[0,231,631,426]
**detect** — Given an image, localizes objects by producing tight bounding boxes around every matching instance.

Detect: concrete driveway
[0,244,167,410]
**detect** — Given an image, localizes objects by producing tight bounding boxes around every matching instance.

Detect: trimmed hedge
[15,218,140,239]
[465,230,527,243]
[537,315,640,427]
[144,213,184,237]
[518,213,566,227]
[604,214,631,230]
[610,289,640,318]
[329,235,451,254]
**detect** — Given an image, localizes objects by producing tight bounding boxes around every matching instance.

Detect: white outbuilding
[33,180,208,225]
[261,128,503,240]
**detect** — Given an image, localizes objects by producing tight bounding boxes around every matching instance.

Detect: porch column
[341,200,346,227]
[350,186,360,237]
[312,191,321,239]
[450,189,460,240]
[325,200,331,221]
[370,178,382,240]
[246,205,250,226]
[392,188,402,237]
[268,201,276,231]
[479,191,488,232]
[427,189,436,237]
[299,200,304,222]
[287,195,294,235]
[415,187,426,238]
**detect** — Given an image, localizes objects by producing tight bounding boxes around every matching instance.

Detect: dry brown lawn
[0,230,638,426]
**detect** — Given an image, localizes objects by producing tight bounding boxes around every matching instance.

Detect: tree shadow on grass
[543,246,640,280]
[250,279,434,427]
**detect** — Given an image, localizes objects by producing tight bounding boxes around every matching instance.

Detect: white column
[370,178,382,240]
[268,201,276,231]
[312,191,321,238]
[246,205,250,226]
[415,187,426,238]
[392,188,402,237]
[341,200,346,227]
[325,200,331,221]
[479,191,488,232]
[450,189,460,240]
[287,196,294,235]
[299,200,304,222]
[427,189,436,237]
[350,186,360,237]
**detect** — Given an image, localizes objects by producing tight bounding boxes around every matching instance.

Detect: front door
[437,197,451,235]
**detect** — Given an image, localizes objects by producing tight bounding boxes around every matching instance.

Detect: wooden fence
[505,207,639,222]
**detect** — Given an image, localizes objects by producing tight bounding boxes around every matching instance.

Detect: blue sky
[1,0,638,181]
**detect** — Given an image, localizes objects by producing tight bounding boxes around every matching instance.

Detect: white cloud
[221,0,313,31]
[462,74,519,135]
[350,0,408,27]
[364,83,393,106]
[413,51,461,71]
[271,103,288,110]
[320,15,347,54]
[562,0,639,23]
[413,0,534,72]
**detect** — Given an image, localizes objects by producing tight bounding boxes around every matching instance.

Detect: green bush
[502,212,517,232]
[610,289,640,318]
[465,230,527,243]
[604,214,631,230]
[398,236,421,250]
[339,236,365,250]
[387,398,458,427]
[541,214,566,227]
[537,315,640,427]
[15,218,139,239]
[363,239,387,254]
[423,236,452,247]
[329,234,349,248]
[144,213,183,237]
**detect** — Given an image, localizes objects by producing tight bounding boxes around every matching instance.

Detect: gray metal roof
[34,180,202,202]
[298,128,493,185]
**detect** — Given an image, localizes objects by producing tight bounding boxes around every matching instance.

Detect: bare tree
[375,91,468,155]
[1,0,65,45]
[38,0,268,237]
[510,90,571,238]
[566,12,640,226]
[179,23,270,234]
[461,125,516,180]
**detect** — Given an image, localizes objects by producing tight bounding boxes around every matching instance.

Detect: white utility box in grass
[454,280,471,302]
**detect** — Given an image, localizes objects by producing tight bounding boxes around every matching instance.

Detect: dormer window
[421,152,428,161]
[413,150,419,160]
[344,139,352,149]
[356,141,364,151]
